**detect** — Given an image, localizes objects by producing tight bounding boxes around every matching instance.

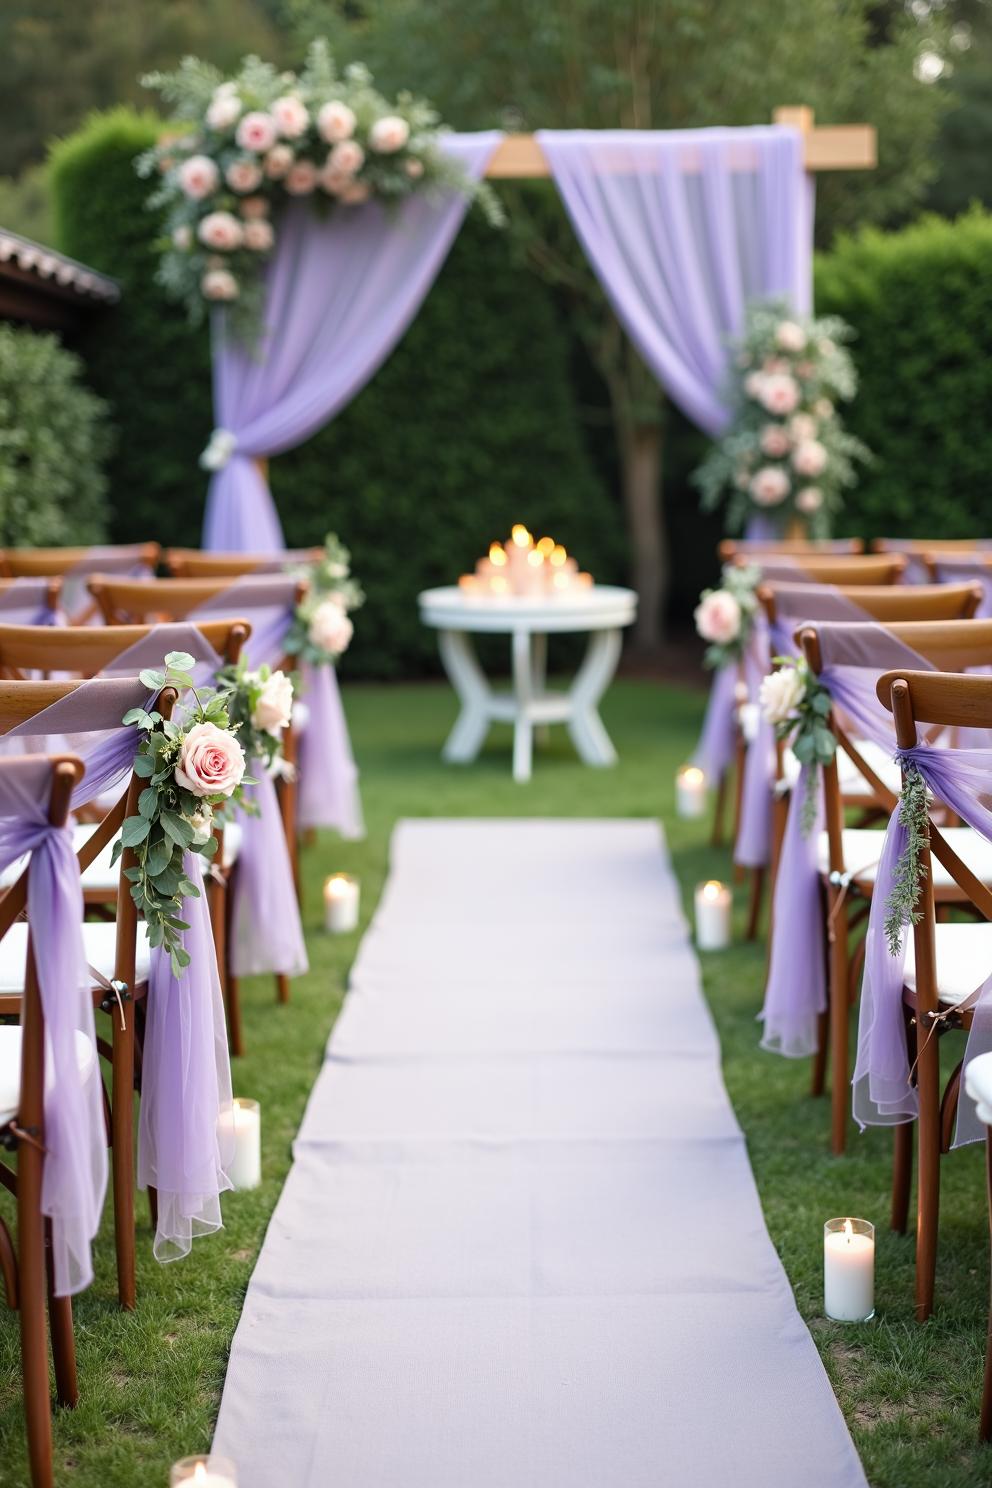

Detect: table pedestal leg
[438,629,492,763]
[511,628,535,783]
[530,632,550,747]
[566,628,622,767]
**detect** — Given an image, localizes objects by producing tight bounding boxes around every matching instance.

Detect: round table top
[418,584,638,635]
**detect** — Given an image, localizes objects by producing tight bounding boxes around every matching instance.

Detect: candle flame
[679,765,705,786]
[843,1218,854,1243]
[511,524,532,548]
[550,545,567,568]
[489,542,507,566]
[193,1468,208,1486]
[536,536,555,557]
[491,575,509,594]
[527,549,544,568]
[325,874,353,898]
[701,880,724,902]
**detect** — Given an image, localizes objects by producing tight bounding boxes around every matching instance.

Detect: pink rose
[750,465,791,506]
[225,159,262,193]
[694,589,742,646]
[271,95,310,140]
[405,157,424,179]
[178,155,220,200]
[328,140,364,175]
[174,722,246,798]
[369,115,410,153]
[243,219,274,252]
[341,180,371,205]
[759,424,790,458]
[197,211,243,251]
[285,160,319,196]
[792,439,827,478]
[744,371,765,400]
[264,145,294,179]
[251,669,294,737]
[775,319,807,353]
[206,93,242,131]
[240,195,269,220]
[758,374,800,416]
[236,111,278,153]
[318,101,356,143]
[319,167,350,197]
[308,598,353,656]
[201,269,239,301]
[796,486,823,514]
[788,412,817,443]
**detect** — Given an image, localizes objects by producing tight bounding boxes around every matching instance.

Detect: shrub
[814,208,992,538]
[50,108,619,676]
[0,324,111,544]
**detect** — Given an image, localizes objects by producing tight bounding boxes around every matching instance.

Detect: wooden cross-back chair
[877,668,992,1322]
[0,620,251,1058]
[165,547,323,578]
[799,620,992,1160]
[718,538,865,560]
[0,578,62,616]
[88,574,306,1008]
[871,538,984,555]
[0,754,83,1488]
[0,546,161,625]
[738,552,908,586]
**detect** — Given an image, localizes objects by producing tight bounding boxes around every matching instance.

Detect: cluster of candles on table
[676,765,876,1323]
[458,525,594,599]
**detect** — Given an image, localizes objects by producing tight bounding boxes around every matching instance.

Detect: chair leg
[914,1014,942,1321]
[18,1139,54,1488]
[980,1132,992,1442]
[891,1120,913,1234]
[211,878,243,1058]
[811,1010,828,1098]
[745,866,764,941]
[276,974,290,1005]
[110,1011,136,1311]
[828,893,850,1156]
[45,1227,77,1410]
[710,768,728,848]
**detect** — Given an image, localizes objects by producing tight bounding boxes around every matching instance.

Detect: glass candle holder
[170,1454,238,1487]
[823,1217,875,1322]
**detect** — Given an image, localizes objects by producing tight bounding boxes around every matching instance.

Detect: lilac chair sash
[4,659,235,1262]
[932,554,992,618]
[63,545,157,623]
[853,741,992,1146]
[0,756,106,1296]
[0,578,60,626]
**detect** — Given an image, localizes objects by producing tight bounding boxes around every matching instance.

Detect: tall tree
[288,0,947,647]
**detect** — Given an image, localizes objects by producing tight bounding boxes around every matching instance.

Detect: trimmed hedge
[50,109,621,677]
[814,209,992,539]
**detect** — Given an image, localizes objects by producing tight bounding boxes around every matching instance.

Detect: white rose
[796,486,823,514]
[225,159,263,193]
[328,140,364,175]
[750,465,791,506]
[239,195,269,220]
[792,439,828,478]
[271,94,310,140]
[775,319,807,353]
[788,412,817,443]
[814,398,834,419]
[251,669,294,737]
[308,597,353,656]
[236,111,279,154]
[694,589,742,646]
[369,115,410,153]
[172,224,193,250]
[243,219,274,252]
[264,145,295,179]
[758,373,801,417]
[405,157,424,179]
[760,666,805,726]
[318,101,357,143]
[188,805,215,845]
[285,160,318,196]
[197,211,243,251]
[201,269,239,301]
[206,93,242,131]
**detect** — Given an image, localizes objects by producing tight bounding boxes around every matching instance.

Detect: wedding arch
[197,107,876,553]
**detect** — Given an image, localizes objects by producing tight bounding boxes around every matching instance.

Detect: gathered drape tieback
[199,427,238,472]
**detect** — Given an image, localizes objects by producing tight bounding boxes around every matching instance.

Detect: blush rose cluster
[693,562,761,671]
[694,300,869,538]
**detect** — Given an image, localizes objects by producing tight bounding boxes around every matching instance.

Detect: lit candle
[676,764,707,819]
[459,574,482,595]
[574,571,593,589]
[536,535,556,558]
[490,574,509,597]
[489,542,508,569]
[694,880,732,950]
[823,1218,875,1322]
[324,872,360,933]
[170,1456,238,1488]
[526,548,548,594]
[217,1099,261,1191]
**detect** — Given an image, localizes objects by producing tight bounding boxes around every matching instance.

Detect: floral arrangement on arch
[694,563,761,670]
[693,301,870,536]
[138,41,500,335]
[285,532,363,667]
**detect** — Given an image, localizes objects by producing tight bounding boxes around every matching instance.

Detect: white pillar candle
[824,1217,875,1322]
[218,1099,261,1191]
[324,872,360,933]
[676,764,707,819]
[694,880,732,950]
[170,1454,238,1487]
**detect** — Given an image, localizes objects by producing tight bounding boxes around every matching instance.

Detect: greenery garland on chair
[759,655,836,834]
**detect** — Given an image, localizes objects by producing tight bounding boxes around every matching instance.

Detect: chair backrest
[0,577,61,615]
[924,551,992,582]
[165,548,322,578]
[718,538,864,560]
[871,538,983,556]
[0,619,249,678]
[759,581,982,626]
[89,575,254,623]
[0,543,161,579]
[735,553,906,585]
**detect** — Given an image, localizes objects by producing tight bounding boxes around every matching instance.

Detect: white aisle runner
[214,820,867,1488]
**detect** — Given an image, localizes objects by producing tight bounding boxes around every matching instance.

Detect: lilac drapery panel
[537,127,813,436]
[203,132,503,551]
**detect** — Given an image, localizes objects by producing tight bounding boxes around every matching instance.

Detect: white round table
[418,585,638,782]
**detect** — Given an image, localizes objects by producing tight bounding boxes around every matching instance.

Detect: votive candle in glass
[676,764,707,818]
[823,1217,875,1322]
[217,1099,261,1191]
[324,872,360,933]
[694,880,732,950]
[170,1454,238,1487]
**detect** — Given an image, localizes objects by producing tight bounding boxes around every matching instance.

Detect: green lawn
[1,676,989,1487]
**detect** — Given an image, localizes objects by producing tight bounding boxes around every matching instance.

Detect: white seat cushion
[0,921,152,997]
[781,738,902,797]
[0,1025,97,1127]
[904,921,992,1008]
[964,1049,992,1124]
[817,827,992,889]
[0,819,241,893]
